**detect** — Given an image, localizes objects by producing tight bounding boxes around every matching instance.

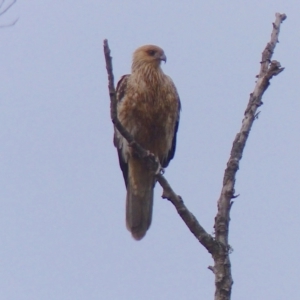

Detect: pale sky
[1,1,300,299]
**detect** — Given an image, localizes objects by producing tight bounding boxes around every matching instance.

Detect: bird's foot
[145,151,162,175]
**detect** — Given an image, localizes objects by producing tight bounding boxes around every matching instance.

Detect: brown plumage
[114,45,181,240]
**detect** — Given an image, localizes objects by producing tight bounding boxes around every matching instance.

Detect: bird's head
[132,45,167,71]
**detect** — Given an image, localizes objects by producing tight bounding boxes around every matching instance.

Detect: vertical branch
[212,13,286,300]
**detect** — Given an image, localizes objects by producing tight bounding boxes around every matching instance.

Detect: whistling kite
[114,45,181,240]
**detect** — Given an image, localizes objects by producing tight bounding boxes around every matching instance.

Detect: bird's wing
[113,74,130,187]
[161,80,181,168]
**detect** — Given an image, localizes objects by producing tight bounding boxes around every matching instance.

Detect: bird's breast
[118,80,178,158]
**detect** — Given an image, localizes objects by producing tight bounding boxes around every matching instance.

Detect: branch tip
[276,12,287,22]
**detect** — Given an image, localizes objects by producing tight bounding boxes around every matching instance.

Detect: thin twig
[0,0,18,27]
[0,0,16,16]
[0,16,18,27]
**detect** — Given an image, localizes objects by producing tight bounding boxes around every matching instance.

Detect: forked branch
[104,12,286,300]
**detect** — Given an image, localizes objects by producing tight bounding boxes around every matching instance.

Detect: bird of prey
[114,45,181,240]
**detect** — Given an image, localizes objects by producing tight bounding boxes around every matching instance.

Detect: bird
[114,45,181,240]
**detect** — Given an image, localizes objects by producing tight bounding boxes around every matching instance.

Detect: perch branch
[104,11,286,298]
[212,13,286,300]
[103,39,217,254]
[157,174,216,252]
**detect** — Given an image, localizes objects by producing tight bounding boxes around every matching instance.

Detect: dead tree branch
[104,40,217,254]
[213,13,286,300]
[0,0,18,28]
[0,0,16,16]
[104,12,286,300]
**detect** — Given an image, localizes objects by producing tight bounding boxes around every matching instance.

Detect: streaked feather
[113,45,181,239]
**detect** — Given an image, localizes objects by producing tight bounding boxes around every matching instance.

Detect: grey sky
[0,1,299,299]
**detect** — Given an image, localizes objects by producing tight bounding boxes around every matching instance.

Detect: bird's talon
[146,151,155,158]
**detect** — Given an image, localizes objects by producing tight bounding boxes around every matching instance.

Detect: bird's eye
[147,50,156,56]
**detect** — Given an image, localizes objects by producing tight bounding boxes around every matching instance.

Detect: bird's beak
[160,53,167,63]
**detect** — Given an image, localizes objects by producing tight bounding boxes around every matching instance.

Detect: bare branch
[0,0,16,16]
[0,16,18,28]
[213,13,286,300]
[157,174,216,253]
[104,12,286,299]
[0,0,18,27]
[103,39,217,253]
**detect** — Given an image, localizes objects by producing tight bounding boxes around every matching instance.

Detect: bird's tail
[126,157,155,240]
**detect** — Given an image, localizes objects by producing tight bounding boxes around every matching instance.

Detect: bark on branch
[212,13,286,300]
[104,12,286,300]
